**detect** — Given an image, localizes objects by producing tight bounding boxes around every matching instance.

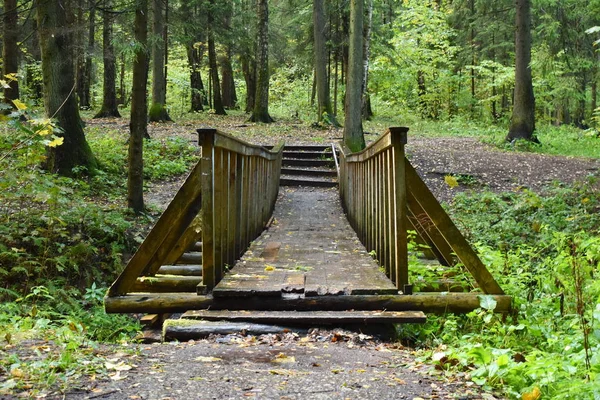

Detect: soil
[61,331,496,400]
[63,117,600,400]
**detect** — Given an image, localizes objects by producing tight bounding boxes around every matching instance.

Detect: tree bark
[250,0,273,123]
[77,0,95,109]
[3,0,20,105]
[507,0,536,142]
[313,0,338,125]
[207,0,226,115]
[343,0,365,152]
[361,0,373,120]
[242,55,256,113]
[129,0,149,213]
[149,0,172,121]
[36,0,97,176]
[187,43,205,112]
[94,0,121,118]
[220,6,237,109]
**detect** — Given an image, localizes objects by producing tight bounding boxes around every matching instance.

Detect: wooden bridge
[105,127,511,332]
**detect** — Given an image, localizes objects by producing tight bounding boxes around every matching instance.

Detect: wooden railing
[198,128,284,291]
[338,127,409,291]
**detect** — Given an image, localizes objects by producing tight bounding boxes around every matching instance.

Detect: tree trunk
[507,0,536,142]
[250,0,273,123]
[220,50,237,109]
[220,6,237,109]
[36,0,97,176]
[3,0,20,105]
[149,0,172,121]
[361,0,373,120]
[78,0,95,109]
[242,55,256,113]
[94,0,121,118]
[187,43,205,112]
[343,0,365,152]
[207,0,226,115]
[313,0,338,125]
[129,0,149,213]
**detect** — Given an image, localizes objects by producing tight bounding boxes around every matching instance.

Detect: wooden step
[131,275,202,293]
[283,145,330,152]
[282,151,332,159]
[163,320,305,341]
[281,167,337,177]
[188,241,202,252]
[157,264,202,276]
[181,310,426,325]
[177,251,202,264]
[282,159,335,168]
[280,177,338,188]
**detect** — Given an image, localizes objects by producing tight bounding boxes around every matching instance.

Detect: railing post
[198,128,216,291]
[390,127,409,290]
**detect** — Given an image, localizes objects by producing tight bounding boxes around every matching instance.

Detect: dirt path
[64,331,496,400]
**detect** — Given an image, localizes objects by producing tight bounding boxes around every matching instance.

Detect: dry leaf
[444,175,459,189]
[272,353,295,363]
[522,387,541,400]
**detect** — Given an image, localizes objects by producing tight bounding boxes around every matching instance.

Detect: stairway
[279,145,338,187]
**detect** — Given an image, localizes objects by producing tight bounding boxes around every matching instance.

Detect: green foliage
[0,284,140,397]
[399,182,600,398]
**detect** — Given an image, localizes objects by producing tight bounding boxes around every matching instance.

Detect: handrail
[198,128,284,291]
[338,127,409,290]
[331,143,340,176]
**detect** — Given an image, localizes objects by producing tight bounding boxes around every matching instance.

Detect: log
[181,310,426,324]
[105,293,512,314]
[131,276,202,293]
[157,265,202,276]
[163,320,305,341]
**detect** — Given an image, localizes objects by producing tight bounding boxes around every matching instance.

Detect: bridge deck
[213,187,399,298]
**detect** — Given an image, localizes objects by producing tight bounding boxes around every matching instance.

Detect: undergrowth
[399,178,600,399]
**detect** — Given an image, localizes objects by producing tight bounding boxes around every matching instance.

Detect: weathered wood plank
[261,242,281,262]
[108,161,203,296]
[105,293,512,314]
[200,130,216,290]
[405,158,504,295]
[157,265,202,276]
[164,320,303,341]
[181,310,427,324]
[163,216,202,265]
[131,275,202,293]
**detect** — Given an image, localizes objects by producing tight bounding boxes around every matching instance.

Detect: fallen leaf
[272,353,295,363]
[522,387,541,400]
[444,175,459,189]
[264,265,276,271]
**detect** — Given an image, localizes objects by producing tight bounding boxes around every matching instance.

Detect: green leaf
[478,295,497,311]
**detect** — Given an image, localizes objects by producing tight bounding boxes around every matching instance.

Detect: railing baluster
[199,129,216,290]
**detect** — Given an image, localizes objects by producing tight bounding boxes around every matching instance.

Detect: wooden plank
[261,241,281,262]
[181,310,427,324]
[282,272,305,293]
[105,293,512,314]
[212,269,285,298]
[406,200,454,266]
[177,252,202,264]
[227,152,237,266]
[131,275,202,293]
[157,265,202,276]
[405,158,505,295]
[344,133,392,163]
[214,147,225,283]
[200,130,216,290]
[392,128,408,289]
[164,320,303,341]
[108,161,203,296]
[163,216,202,265]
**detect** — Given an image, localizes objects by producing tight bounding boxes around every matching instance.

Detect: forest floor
[52,116,600,400]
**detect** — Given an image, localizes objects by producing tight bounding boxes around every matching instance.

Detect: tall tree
[343,0,365,151]
[187,42,206,112]
[361,0,373,120]
[507,0,536,142]
[313,0,338,125]
[128,0,149,213]
[220,3,237,109]
[3,0,20,105]
[94,0,121,118]
[36,0,98,175]
[76,0,95,109]
[207,0,226,115]
[250,0,273,122]
[149,0,172,121]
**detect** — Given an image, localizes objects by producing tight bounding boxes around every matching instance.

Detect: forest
[1,0,600,398]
